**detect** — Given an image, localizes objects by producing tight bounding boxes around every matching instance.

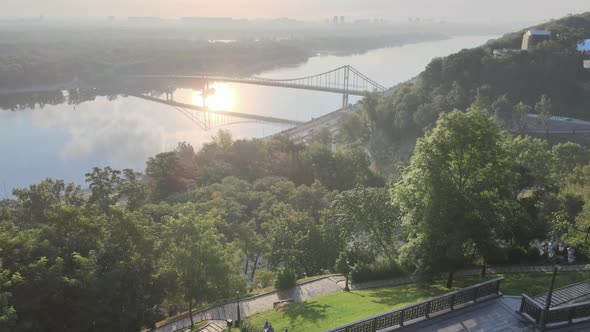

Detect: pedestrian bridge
[131,65,387,109]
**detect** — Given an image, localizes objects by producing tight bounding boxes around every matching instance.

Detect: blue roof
[578,39,590,52]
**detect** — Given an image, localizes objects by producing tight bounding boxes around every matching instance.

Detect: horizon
[3,0,589,24]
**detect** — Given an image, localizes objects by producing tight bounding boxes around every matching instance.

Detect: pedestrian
[268,323,275,332]
[263,320,269,330]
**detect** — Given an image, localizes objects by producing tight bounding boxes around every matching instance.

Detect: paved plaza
[402,296,590,332]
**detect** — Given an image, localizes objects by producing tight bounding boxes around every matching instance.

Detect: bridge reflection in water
[130,93,305,131]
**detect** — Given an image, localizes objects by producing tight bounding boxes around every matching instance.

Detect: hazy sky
[3,0,589,23]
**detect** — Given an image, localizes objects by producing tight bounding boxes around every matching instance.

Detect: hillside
[342,12,590,174]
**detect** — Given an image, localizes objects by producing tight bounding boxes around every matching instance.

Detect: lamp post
[236,290,241,327]
[344,259,351,292]
[535,240,576,329]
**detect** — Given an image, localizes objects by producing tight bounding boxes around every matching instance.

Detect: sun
[192,82,234,111]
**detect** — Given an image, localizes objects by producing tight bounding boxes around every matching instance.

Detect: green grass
[245,271,590,332]
[247,282,458,332]
[489,271,590,296]
[156,274,340,328]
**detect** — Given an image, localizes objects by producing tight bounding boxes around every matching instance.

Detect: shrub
[275,268,297,290]
[252,268,276,289]
[239,320,263,332]
[350,258,407,284]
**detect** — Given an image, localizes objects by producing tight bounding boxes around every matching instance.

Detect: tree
[491,95,511,125]
[146,152,187,200]
[334,186,400,266]
[360,92,380,128]
[161,210,235,329]
[263,203,316,273]
[338,112,368,144]
[211,129,233,150]
[12,179,83,226]
[85,166,122,214]
[535,95,553,135]
[552,142,590,181]
[472,85,494,111]
[0,260,16,330]
[512,102,532,134]
[393,108,516,287]
[119,169,149,210]
[309,127,333,146]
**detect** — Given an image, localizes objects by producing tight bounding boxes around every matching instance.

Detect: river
[0,35,497,193]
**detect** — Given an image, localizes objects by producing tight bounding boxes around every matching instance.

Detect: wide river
[0,35,496,193]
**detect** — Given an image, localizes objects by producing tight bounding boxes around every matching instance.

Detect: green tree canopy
[393,108,517,287]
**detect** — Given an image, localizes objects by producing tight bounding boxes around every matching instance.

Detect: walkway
[533,281,590,308]
[403,296,590,332]
[154,275,345,332]
[198,321,225,332]
[400,296,535,331]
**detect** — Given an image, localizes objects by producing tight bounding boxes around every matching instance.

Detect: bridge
[132,65,387,109]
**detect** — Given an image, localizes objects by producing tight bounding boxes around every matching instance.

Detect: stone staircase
[200,321,225,332]
[533,280,590,307]
[177,320,226,332]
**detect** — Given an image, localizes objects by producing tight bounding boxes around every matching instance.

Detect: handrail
[325,277,503,332]
[519,293,590,329]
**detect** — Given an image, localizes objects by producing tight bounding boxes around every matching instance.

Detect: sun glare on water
[193,82,235,111]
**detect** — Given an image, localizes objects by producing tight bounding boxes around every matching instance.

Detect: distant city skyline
[3,0,589,24]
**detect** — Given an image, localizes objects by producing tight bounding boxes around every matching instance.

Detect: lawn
[245,271,590,332]
[491,271,590,296]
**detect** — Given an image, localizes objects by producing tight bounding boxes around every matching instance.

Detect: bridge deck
[132,75,377,96]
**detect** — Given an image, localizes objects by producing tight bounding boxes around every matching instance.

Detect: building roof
[578,39,590,52]
[526,29,551,36]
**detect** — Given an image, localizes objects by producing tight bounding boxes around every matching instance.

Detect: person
[263,320,269,330]
[267,323,275,332]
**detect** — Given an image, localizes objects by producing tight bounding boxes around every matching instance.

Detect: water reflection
[190,82,235,111]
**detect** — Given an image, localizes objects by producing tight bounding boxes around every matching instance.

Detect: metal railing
[325,277,504,332]
[519,294,590,329]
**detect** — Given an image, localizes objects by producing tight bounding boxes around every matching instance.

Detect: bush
[252,268,276,289]
[275,268,297,290]
[239,320,263,332]
[350,258,407,284]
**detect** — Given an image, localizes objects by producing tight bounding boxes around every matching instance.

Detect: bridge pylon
[342,65,350,109]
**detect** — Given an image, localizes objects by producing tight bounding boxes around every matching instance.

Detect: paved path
[401,296,536,332]
[533,281,590,308]
[402,296,590,332]
[154,275,345,332]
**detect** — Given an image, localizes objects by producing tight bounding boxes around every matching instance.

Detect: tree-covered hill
[341,12,590,173]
